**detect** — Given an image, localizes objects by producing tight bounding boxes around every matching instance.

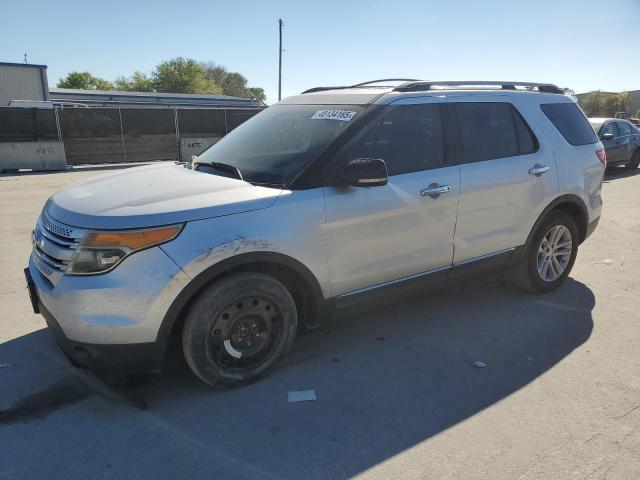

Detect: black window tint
[178,109,226,136]
[0,108,58,142]
[512,108,537,154]
[618,121,632,136]
[540,103,598,146]
[345,104,445,175]
[35,109,58,141]
[601,122,618,138]
[456,102,518,162]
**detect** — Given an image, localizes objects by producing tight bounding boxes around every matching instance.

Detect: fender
[523,194,589,253]
[154,251,326,359]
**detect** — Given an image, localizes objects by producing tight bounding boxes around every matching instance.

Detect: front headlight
[67,224,183,275]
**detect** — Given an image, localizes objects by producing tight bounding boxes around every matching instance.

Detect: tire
[512,211,579,293]
[626,150,640,170]
[182,272,297,388]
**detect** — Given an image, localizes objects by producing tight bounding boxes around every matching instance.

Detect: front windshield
[197,104,364,186]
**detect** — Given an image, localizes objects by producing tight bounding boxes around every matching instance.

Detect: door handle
[528,165,550,176]
[421,184,451,199]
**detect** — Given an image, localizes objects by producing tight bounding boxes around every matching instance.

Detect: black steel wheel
[182,272,297,387]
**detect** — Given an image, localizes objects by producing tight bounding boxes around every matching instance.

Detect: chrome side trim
[453,247,516,267]
[336,247,517,299]
[338,265,450,299]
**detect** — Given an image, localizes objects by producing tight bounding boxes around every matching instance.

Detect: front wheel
[182,272,297,388]
[512,212,579,293]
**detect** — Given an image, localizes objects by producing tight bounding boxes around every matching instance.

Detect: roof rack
[301,78,421,94]
[393,81,565,94]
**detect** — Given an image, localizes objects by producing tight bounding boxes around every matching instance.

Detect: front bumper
[38,298,165,374]
[26,245,191,374]
[585,216,600,241]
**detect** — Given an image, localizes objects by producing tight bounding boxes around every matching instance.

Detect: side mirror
[340,158,388,187]
[601,132,615,141]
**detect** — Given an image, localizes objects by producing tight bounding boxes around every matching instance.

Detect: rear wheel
[182,272,297,388]
[512,212,579,293]
[626,150,640,170]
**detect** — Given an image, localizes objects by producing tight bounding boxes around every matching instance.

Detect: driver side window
[343,104,446,176]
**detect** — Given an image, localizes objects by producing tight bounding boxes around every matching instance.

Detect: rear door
[323,99,460,296]
[451,97,558,263]
[616,121,634,163]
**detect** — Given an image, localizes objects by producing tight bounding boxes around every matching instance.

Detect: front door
[600,122,623,163]
[323,101,460,296]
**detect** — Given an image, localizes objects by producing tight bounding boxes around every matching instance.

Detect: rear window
[540,103,598,146]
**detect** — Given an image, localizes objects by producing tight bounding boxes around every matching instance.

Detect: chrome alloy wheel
[536,225,572,282]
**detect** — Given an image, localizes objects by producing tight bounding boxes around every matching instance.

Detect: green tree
[602,92,628,117]
[114,71,154,92]
[57,71,114,90]
[579,91,630,117]
[200,61,228,88]
[152,57,221,94]
[200,61,265,102]
[222,72,249,97]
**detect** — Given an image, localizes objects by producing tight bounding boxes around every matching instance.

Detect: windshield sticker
[311,110,357,122]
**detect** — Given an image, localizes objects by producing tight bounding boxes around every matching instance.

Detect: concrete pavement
[1,165,639,479]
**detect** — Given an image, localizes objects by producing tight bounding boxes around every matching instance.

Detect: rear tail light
[596,148,607,167]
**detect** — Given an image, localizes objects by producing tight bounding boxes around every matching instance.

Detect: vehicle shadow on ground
[0,276,594,478]
[124,276,594,479]
[604,165,639,182]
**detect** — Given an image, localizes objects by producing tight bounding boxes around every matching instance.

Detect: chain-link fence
[0,106,262,165]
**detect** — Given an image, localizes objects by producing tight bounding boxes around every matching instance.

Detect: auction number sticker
[311,110,357,122]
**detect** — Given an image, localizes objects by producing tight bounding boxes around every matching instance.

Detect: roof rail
[394,81,565,94]
[301,78,422,94]
[349,78,421,88]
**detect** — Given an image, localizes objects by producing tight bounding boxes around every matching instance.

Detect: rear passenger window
[345,104,445,175]
[618,122,632,136]
[512,108,537,155]
[540,103,598,146]
[456,102,536,163]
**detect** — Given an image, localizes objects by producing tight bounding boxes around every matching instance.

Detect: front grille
[31,213,85,281]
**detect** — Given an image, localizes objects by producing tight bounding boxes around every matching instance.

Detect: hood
[47,163,282,229]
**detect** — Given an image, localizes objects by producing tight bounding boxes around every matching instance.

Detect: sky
[1,0,639,104]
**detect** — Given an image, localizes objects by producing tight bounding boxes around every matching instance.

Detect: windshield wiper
[195,161,244,181]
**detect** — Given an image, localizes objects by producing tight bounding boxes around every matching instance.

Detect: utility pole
[278,19,284,101]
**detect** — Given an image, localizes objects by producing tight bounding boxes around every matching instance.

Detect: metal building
[48,88,260,109]
[0,62,49,106]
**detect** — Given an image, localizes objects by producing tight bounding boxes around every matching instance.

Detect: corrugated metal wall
[0,106,262,165]
[0,65,48,106]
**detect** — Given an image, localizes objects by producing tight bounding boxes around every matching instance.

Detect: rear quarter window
[540,103,598,146]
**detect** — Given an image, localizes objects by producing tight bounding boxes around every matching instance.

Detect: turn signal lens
[67,225,183,275]
[81,226,182,250]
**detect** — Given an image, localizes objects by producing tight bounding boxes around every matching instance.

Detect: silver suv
[25,80,606,387]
